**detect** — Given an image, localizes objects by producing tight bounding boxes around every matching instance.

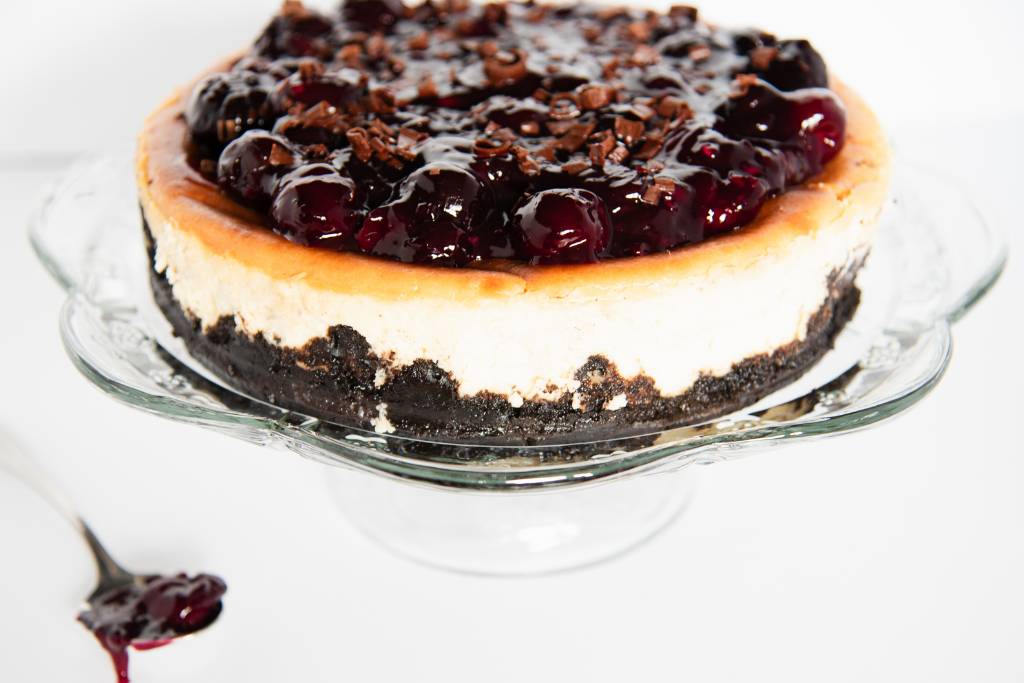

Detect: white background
[1,1,1022,681]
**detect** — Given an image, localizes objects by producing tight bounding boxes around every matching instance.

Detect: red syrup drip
[77,573,226,683]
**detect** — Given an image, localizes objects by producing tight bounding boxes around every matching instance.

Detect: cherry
[271,173,364,249]
[481,98,548,136]
[255,6,335,58]
[356,163,494,265]
[185,70,274,149]
[470,153,529,212]
[693,171,769,234]
[271,69,364,112]
[753,40,828,92]
[512,189,613,264]
[717,81,846,167]
[341,0,405,32]
[608,179,701,256]
[217,131,297,208]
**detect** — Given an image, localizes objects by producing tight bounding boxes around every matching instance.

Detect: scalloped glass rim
[30,156,1006,490]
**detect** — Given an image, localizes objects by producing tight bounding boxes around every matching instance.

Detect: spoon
[0,430,226,683]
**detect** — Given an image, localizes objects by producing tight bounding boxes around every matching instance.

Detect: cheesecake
[137,0,890,443]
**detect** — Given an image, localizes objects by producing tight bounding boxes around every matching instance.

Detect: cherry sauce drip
[77,573,227,683]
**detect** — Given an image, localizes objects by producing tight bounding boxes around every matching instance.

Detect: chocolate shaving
[561,159,590,175]
[365,33,389,61]
[407,32,429,51]
[525,5,548,22]
[668,5,698,21]
[613,116,645,144]
[596,6,627,21]
[520,120,541,136]
[346,127,373,161]
[367,118,395,138]
[490,126,519,142]
[369,87,397,114]
[554,121,596,152]
[642,176,677,204]
[338,43,362,66]
[750,46,779,70]
[732,73,761,97]
[655,95,693,121]
[417,75,438,99]
[545,119,575,136]
[633,134,665,161]
[608,143,629,165]
[477,40,499,58]
[483,48,528,86]
[625,102,655,121]
[276,101,349,139]
[216,118,239,142]
[624,21,652,42]
[578,84,615,111]
[629,45,660,66]
[588,135,615,166]
[688,44,712,62]
[398,126,428,144]
[510,145,541,175]
[369,136,389,159]
[548,93,581,120]
[297,59,325,81]
[601,57,621,80]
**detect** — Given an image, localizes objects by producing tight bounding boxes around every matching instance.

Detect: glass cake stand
[30,157,1006,575]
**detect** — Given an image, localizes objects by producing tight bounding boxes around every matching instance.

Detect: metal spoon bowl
[0,430,225,683]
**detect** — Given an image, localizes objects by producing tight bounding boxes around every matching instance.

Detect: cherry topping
[217,131,297,208]
[512,189,613,264]
[185,71,274,149]
[190,1,849,267]
[271,173,364,249]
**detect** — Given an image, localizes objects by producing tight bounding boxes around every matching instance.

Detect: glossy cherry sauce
[77,573,226,683]
[187,0,845,266]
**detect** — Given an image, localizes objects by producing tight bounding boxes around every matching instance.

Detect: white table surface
[1,1,1022,681]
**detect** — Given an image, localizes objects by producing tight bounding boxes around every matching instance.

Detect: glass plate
[30,157,1006,492]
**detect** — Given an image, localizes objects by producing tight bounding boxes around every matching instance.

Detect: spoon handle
[0,430,132,585]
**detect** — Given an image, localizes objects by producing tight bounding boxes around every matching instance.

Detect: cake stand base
[324,467,699,576]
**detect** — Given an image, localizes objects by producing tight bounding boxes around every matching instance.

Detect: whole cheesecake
[137,0,890,444]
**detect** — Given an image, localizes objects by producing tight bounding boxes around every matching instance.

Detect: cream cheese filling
[143,194,877,401]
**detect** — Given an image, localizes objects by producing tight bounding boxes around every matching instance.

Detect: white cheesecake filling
[143,196,876,401]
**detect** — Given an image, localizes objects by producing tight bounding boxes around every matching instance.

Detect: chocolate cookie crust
[147,219,863,444]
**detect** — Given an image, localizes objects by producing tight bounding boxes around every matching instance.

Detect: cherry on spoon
[0,430,226,683]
